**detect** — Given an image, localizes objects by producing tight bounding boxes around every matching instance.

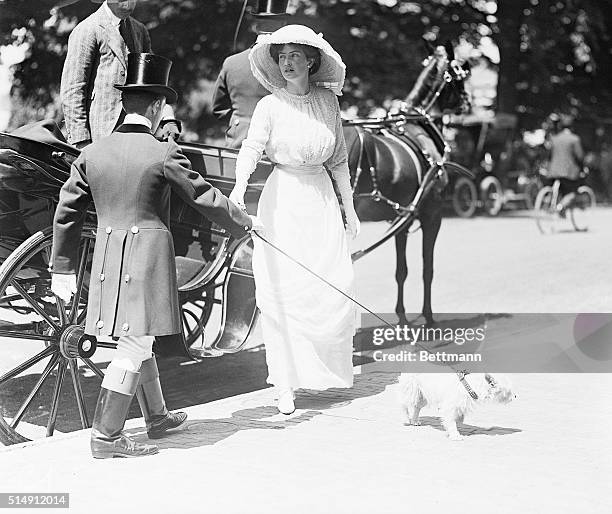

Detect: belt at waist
[275,163,325,175]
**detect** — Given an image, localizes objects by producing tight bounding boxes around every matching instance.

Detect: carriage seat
[10,120,78,156]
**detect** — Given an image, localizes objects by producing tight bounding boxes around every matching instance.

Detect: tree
[1,0,611,139]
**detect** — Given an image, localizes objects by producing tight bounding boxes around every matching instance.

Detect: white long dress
[235,86,356,390]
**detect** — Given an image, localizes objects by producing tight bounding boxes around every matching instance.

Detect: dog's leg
[442,415,464,441]
[409,404,422,426]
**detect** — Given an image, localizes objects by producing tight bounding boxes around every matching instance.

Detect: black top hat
[114,53,178,104]
[252,0,289,17]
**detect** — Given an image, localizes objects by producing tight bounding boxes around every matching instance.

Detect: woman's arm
[230,97,272,207]
[325,98,360,239]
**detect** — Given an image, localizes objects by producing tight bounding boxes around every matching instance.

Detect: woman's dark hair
[269,43,321,75]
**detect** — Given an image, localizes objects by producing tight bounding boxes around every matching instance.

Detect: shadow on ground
[136,371,399,450]
[408,415,522,438]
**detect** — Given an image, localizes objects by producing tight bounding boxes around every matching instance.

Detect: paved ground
[1,208,611,513]
[1,372,611,514]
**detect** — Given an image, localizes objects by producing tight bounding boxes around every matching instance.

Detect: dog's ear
[484,373,497,388]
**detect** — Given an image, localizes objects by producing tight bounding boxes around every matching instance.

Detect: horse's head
[404,42,471,115]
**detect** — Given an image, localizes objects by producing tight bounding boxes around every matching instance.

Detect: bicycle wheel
[534,186,557,235]
[569,186,596,232]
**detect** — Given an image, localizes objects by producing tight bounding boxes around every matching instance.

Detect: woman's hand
[345,208,361,239]
[229,184,247,211]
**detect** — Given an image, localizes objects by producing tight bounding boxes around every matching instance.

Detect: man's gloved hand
[155,120,182,142]
[51,273,77,303]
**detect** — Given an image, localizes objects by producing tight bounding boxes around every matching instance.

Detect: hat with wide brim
[248,24,346,96]
[114,53,178,104]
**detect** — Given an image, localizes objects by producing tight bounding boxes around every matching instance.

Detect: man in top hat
[212,0,290,149]
[51,53,257,458]
[61,0,180,148]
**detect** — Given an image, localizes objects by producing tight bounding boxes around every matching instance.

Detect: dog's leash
[251,230,477,396]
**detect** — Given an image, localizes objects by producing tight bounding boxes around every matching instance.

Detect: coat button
[106,226,112,234]
[235,119,240,125]
[96,320,104,329]
[124,274,130,283]
[122,323,129,332]
[244,225,249,231]
[100,273,105,281]
[131,226,139,234]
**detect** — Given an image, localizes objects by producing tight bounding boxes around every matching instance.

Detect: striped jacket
[60,5,151,145]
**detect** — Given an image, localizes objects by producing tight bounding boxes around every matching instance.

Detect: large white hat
[248,24,346,96]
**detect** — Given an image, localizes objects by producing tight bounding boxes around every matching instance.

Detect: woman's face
[277,44,313,83]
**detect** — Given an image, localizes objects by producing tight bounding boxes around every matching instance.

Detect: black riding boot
[90,366,158,459]
[136,356,187,439]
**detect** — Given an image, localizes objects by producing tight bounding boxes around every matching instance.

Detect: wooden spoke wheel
[0,227,113,445]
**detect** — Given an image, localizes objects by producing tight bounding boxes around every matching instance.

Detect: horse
[343,43,470,324]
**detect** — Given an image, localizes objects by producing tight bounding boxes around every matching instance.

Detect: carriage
[445,112,541,217]
[0,42,471,446]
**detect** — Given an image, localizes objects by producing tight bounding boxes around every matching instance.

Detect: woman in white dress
[230,25,360,414]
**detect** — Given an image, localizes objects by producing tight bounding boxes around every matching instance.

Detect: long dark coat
[52,124,252,338]
[211,49,270,149]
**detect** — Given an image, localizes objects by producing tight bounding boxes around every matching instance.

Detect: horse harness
[351,126,424,216]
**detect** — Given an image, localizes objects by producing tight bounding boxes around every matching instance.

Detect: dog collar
[457,370,479,400]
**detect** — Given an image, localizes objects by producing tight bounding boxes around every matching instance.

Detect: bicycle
[534,171,596,234]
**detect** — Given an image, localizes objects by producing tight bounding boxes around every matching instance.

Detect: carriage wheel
[534,186,558,235]
[180,285,217,346]
[452,177,478,218]
[0,228,112,445]
[569,186,596,232]
[479,176,504,216]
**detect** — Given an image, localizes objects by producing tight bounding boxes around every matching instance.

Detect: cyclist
[547,114,584,215]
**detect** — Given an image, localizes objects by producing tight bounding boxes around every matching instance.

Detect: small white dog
[398,373,515,440]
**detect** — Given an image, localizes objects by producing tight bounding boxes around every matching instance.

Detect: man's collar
[115,113,155,135]
[123,113,153,129]
[103,1,122,27]
[115,124,154,135]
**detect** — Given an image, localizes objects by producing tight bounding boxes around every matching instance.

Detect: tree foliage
[1,0,611,138]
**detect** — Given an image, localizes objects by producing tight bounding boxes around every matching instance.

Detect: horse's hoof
[396,313,408,325]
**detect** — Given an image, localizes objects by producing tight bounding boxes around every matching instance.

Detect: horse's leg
[394,227,409,323]
[421,202,442,324]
